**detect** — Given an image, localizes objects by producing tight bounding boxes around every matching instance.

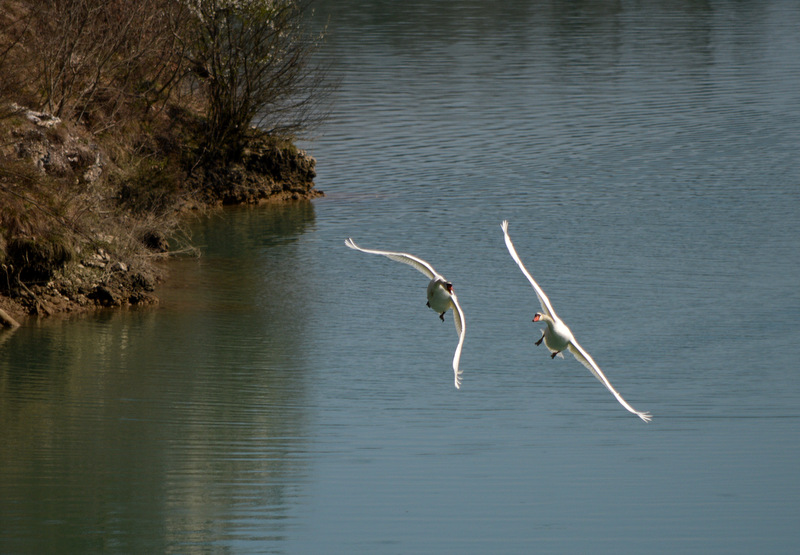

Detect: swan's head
[445,282,454,293]
[533,312,546,323]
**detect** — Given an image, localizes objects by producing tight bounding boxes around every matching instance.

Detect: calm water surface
[3,1,800,553]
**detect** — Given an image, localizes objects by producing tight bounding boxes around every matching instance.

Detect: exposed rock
[10,104,103,182]
[192,136,323,205]
[0,306,20,328]
[11,103,62,128]
[88,285,118,306]
[2,106,321,324]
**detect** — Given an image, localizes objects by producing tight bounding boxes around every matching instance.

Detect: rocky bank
[0,106,322,328]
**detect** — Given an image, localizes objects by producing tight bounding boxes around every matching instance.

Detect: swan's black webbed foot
[439,313,445,321]
[551,351,560,359]
[535,336,544,346]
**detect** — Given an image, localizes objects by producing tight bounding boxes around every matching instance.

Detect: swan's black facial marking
[445,282,453,293]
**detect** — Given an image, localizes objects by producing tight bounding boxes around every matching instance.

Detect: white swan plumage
[345,238,466,389]
[501,221,651,422]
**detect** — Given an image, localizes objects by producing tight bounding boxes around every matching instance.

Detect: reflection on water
[0,203,317,553]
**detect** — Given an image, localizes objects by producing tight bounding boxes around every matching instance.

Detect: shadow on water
[0,201,318,553]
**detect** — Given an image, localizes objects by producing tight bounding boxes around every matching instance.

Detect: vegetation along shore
[0,0,331,327]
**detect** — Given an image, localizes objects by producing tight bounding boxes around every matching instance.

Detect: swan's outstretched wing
[500,221,557,319]
[567,341,652,422]
[345,238,437,279]
[449,292,466,389]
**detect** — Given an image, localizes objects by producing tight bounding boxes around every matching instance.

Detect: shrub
[6,234,75,283]
[185,0,330,163]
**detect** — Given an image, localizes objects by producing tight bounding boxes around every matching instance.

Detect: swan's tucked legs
[427,300,446,321]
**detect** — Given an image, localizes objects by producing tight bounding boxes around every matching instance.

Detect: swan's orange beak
[533,314,541,322]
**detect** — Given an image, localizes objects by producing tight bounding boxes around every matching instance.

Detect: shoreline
[0,111,323,328]
[1,0,331,331]
[0,194,322,328]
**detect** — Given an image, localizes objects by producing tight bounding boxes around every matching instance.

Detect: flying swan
[501,221,651,422]
[345,238,466,389]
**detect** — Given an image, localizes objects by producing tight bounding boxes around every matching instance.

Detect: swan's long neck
[538,314,556,328]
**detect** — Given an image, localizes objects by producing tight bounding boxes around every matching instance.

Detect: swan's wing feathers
[499,223,650,422]
[500,221,557,318]
[450,293,466,389]
[567,341,652,423]
[345,238,437,279]
[451,294,464,338]
[346,237,463,389]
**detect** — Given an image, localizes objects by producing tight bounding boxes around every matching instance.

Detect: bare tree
[23,0,190,130]
[6,0,329,151]
[0,1,32,118]
[185,0,330,161]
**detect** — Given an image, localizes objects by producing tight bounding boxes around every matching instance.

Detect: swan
[344,238,466,389]
[501,221,652,422]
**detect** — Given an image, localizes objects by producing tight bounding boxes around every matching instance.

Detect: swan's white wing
[449,292,466,389]
[500,221,557,319]
[567,341,652,423]
[345,238,437,279]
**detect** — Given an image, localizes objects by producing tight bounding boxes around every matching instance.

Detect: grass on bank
[0,0,329,319]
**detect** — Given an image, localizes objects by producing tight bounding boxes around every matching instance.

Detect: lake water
[2,0,800,553]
